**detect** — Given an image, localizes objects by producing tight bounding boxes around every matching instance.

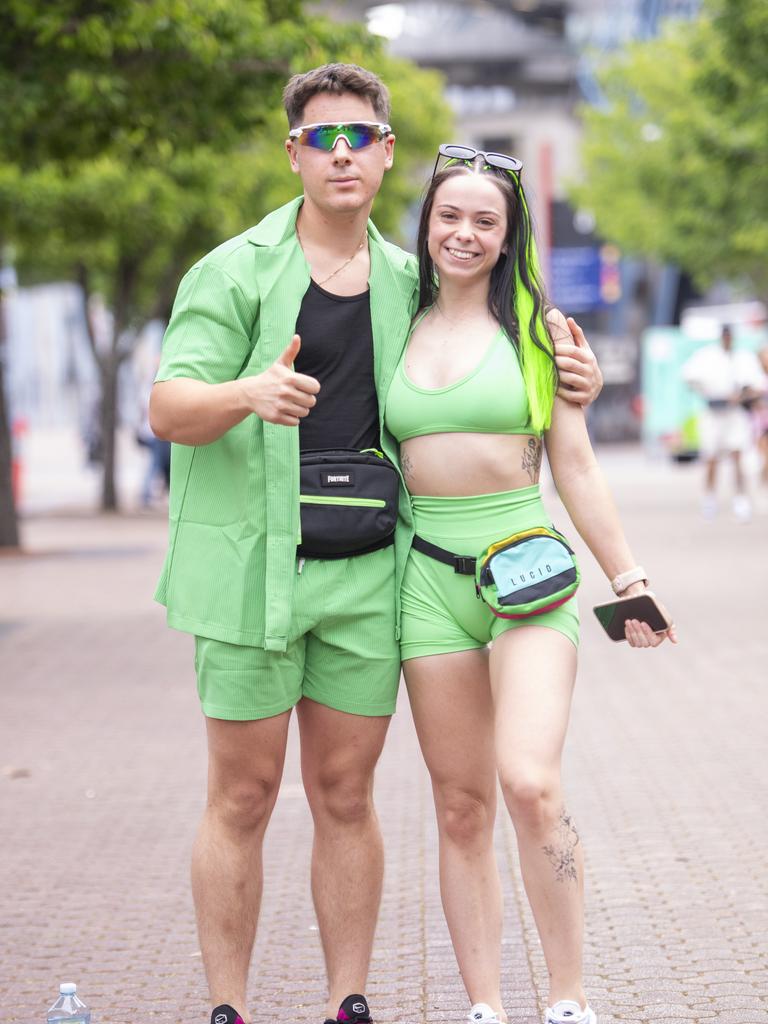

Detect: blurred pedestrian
[136,422,171,506]
[81,394,102,466]
[135,353,171,506]
[681,324,766,520]
[754,345,768,486]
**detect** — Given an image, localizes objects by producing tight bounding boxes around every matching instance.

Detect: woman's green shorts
[400,485,579,660]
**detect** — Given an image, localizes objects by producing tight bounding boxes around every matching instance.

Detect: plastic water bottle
[47,983,91,1024]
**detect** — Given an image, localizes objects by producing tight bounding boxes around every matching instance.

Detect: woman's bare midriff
[400,432,543,497]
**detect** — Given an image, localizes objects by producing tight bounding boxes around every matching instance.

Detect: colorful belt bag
[411,525,580,619]
[298,448,399,559]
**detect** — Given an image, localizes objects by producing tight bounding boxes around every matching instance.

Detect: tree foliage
[570,0,768,297]
[0,1,452,514]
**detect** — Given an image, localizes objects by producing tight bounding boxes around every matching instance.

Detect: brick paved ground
[1,448,767,1024]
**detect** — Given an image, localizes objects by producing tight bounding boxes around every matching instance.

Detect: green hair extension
[512,186,556,433]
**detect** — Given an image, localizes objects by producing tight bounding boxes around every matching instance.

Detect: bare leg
[489,627,585,1009]
[758,433,768,485]
[297,698,390,1019]
[731,449,746,493]
[704,456,718,494]
[192,712,292,1023]
[405,650,506,1020]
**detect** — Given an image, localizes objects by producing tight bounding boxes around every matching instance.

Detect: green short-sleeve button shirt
[155,197,418,651]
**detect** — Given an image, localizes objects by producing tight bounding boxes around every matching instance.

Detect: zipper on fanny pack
[489,530,575,558]
[299,495,387,508]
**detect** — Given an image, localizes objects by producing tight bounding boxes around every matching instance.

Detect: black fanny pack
[298,448,399,559]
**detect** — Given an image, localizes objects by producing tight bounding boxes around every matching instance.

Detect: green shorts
[195,545,399,720]
[400,485,579,660]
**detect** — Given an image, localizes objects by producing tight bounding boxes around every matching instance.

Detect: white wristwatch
[611,566,648,595]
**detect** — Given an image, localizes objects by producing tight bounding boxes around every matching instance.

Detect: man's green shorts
[194,546,399,721]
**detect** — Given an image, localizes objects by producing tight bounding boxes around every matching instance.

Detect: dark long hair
[416,164,558,432]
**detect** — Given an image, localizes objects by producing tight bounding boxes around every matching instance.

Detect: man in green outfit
[150,63,602,1024]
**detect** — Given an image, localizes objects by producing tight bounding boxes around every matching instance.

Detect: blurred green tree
[570,0,768,298]
[0,1,451,527]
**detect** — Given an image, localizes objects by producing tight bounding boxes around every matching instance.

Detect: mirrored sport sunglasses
[289,121,392,151]
[432,144,523,180]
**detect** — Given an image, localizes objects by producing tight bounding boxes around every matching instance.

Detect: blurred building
[322,2,700,239]
[320,0,702,439]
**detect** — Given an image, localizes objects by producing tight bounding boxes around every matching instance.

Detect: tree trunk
[0,355,20,549]
[79,260,140,513]
[100,353,119,511]
[0,283,20,549]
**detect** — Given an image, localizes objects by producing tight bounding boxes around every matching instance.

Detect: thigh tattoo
[542,807,580,883]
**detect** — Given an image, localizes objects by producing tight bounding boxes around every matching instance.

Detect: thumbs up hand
[240,334,320,425]
[277,333,302,368]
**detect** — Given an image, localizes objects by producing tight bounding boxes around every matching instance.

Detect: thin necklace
[432,303,477,329]
[434,303,460,325]
[297,224,367,287]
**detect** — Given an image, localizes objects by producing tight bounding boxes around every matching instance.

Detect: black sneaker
[323,994,373,1024]
[211,1005,245,1024]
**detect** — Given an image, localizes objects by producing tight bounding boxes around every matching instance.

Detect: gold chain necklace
[297,225,367,287]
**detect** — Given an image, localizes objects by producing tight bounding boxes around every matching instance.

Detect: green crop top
[385,320,539,442]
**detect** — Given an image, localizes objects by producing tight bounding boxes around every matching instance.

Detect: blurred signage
[588,334,637,386]
[550,244,621,312]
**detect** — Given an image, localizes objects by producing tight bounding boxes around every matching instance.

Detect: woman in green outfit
[384,148,677,1024]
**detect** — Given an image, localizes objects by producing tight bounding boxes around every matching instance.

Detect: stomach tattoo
[521,437,542,483]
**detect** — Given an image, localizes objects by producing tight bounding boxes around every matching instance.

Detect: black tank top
[294,280,379,452]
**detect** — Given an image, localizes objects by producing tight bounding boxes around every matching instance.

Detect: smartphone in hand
[593,590,672,642]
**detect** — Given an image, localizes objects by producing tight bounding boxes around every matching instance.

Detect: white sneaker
[545,1000,597,1024]
[733,493,752,522]
[467,1004,502,1024]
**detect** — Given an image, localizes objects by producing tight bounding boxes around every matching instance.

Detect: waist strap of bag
[412,534,476,575]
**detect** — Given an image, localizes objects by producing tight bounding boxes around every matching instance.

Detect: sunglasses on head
[432,144,523,181]
[289,121,391,151]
